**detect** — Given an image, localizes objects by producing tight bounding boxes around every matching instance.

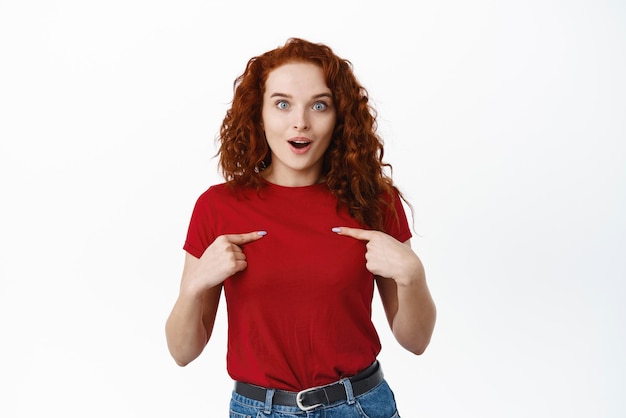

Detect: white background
[1,1,625,417]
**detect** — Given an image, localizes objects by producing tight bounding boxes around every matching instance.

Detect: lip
[287,136,313,154]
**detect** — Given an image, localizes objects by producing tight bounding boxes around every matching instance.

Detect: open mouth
[288,140,311,149]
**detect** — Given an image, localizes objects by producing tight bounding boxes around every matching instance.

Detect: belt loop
[263,388,275,414]
[341,378,356,405]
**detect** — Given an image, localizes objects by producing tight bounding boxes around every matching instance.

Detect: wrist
[394,259,425,287]
[179,274,210,301]
[394,274,422,288]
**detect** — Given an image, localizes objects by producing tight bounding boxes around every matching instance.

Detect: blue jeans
[228,378,400,417]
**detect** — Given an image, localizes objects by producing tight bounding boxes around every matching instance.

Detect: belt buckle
[296,385,324,411]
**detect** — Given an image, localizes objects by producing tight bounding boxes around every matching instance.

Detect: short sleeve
[383,191,412,243]
[183,188,217,258]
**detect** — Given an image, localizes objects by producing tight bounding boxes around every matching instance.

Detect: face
[261,61,336,187]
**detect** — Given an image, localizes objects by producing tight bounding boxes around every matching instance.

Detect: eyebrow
[269,92,333,100]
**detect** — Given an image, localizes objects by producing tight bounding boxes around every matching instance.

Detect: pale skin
[165,61,436,366]
[165,232,266,366]
[332,227,436,355]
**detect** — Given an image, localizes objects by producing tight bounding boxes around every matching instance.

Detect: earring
[255,160,267,173]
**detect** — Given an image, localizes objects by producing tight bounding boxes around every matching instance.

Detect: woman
[165,38,436,417]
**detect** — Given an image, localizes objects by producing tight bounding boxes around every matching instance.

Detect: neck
[260,166,324,187]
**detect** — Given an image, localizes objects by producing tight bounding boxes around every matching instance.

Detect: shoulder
[193,182,263,211]
[382,186,413,242]
[377,186,404,215]
[195,182,235,202]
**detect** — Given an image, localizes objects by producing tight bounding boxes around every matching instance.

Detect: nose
[293,109,309,131]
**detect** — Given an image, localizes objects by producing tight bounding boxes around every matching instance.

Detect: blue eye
[313,102,327,111]
[277,100,289,110]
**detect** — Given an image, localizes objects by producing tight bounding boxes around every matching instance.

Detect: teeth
[289,140,310,149]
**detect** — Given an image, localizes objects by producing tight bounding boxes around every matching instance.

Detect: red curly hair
[218,38,410,231]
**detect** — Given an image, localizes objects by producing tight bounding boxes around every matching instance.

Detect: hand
[185,231,267,292]
[332,227,421,286]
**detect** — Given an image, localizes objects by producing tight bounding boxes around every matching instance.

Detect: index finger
[331,226,374,241]
[224,231,267,245]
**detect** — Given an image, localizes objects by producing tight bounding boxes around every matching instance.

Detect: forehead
[264,62,329,94]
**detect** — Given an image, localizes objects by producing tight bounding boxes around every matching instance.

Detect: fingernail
[257,231,267,236]
[331,227,341,233]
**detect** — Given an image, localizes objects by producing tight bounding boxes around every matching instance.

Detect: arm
[165,231,267,366]
[332,228,436,355]
[375,240,436,355]
[165,252,222,366]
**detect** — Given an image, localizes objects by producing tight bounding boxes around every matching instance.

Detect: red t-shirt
[183,181,411,391]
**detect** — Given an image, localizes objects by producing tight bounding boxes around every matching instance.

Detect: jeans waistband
[233,361,383,412]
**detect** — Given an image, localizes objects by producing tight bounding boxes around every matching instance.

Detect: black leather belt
[233,361,383,411]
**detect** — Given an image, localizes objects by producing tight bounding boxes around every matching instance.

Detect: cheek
[260,104,277,128]
[260,115,278,136]
[322,116,337,137]
[260,108,269,129]
[261,108,287,129]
